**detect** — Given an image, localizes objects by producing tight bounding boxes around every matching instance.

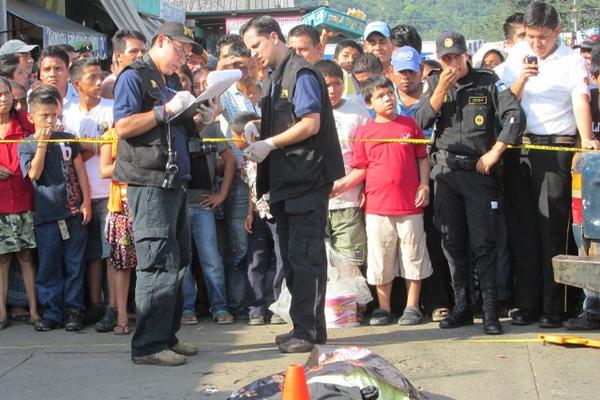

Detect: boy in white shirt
[62,58,113,328]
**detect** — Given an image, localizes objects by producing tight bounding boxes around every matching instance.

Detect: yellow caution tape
[1,136,598,152]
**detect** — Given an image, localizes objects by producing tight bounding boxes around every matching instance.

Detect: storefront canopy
[99,0,154,43]
[8,0,108,59]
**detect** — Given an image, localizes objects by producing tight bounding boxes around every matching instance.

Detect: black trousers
[421,180,452,313]
[270,185,330,343]
[432,166,500,291]
[245,213,285,317]
[503,148,572,316]
[128,185,191,358]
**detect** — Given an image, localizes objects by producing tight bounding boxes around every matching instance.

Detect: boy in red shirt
[332,76,432,325]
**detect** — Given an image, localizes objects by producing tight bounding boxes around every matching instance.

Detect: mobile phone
[526,55,538,65]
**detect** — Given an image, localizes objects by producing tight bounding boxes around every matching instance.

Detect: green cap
[73,39,93,53]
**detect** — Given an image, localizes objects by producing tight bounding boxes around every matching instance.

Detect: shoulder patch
[495,80,508,93]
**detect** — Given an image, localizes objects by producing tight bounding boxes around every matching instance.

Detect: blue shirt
[293,70,322,117]
[397,98,433,139]
[113,69,190,181]
[18,132,83,225]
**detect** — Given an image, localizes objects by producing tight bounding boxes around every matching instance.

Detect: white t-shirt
[495,41,590,136]
[62,98,113,199]
[329,99,371,210]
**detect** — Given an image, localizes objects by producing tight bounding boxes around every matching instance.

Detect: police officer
[241,16,344,353]
[113,22,216,366]
[415,32,525,335]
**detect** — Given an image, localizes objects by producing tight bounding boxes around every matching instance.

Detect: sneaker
[34,318,62,332]
[132,350,186,366]
[398,307,423,326]
[564,312,600,331]
[85,303,105,324]
[248,315,265,325]
[269,313,286,325]
[65,310,84,332]
[369,308,391,326]
[95,307,117,332]
[170,342,199,356]
[214,310,234,325]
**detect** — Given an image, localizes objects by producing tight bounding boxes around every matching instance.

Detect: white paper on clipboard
[167,69,242,124]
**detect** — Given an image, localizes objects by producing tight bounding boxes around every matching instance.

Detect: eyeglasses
[166,37,190,61]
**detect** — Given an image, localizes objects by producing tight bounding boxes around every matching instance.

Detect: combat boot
[440,286,473,329]
[482,288,503,335]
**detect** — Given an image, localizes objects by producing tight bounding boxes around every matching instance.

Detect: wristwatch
[153,105,166,123]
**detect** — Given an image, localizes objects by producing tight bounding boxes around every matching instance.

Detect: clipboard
[168,69,242,124]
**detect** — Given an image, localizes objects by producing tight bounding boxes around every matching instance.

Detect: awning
[99,0,154,43]
[141,15,163,40]
[8,0,108,59]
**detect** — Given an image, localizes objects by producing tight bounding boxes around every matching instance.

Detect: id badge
[58,219,70,240]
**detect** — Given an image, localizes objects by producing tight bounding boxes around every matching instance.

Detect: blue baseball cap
[391,46,422,72]
[363,21,391,40]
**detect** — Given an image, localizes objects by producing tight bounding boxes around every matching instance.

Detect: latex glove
[243,121,260,143]
[165,91,196,116]
[197,97,219,124]
[244,138,277,162]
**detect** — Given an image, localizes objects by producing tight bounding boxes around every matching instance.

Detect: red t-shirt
[0,111,34,214]
[351,115,427,216]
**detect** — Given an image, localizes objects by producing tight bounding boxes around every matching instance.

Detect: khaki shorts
[327,207,367,264]
[365,213,432,284]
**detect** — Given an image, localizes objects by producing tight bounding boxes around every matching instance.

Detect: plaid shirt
[220,83,261,173]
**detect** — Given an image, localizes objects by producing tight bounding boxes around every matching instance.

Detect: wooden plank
[552,255,600,291]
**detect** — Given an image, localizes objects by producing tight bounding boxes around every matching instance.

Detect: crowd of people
[1,0,600,366]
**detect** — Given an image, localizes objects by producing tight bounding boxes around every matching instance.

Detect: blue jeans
[182,265,197,313]
[224,179,248,316]
[189,206,229,317]
[572,223,600,316]
[35,214,87,322]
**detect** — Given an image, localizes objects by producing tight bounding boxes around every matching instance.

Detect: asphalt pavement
[0,316,598,399]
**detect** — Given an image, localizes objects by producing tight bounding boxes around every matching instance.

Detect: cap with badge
[0,39,39,56]
[391,46,422,72]
[436,31,467,58]
[363,21,391,40]
[154,21,196,45]
[73,39,93,54]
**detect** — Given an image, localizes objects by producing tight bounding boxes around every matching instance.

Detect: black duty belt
[522,134,576,146]
[434,150,479,170]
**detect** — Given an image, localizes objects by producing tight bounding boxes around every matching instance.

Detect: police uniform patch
[495,80,507,92]
[280,89,288,99]
[444,38,453,48]
[468,96,488,105]
[475,115,485,126]
[150,80,158,88]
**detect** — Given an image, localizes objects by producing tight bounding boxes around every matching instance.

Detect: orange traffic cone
[281,363,310,400]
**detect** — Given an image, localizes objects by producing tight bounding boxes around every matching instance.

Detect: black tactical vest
[257,50,344,202]
[112,54,185,187]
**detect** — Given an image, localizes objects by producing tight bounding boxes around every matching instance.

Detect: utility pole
[573,0,578,33]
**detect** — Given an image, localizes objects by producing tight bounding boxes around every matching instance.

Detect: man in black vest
[241,16,344,353]
[113,22,216,366]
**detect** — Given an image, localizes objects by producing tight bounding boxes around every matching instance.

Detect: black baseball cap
[581,40,594,52]
[436,31,467,57]
[154,21,196,45]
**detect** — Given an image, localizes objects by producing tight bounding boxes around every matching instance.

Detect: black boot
[482,288,503,335]
[440,286,473,329]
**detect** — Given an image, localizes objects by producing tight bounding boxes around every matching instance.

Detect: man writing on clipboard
[112,22,218,366]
